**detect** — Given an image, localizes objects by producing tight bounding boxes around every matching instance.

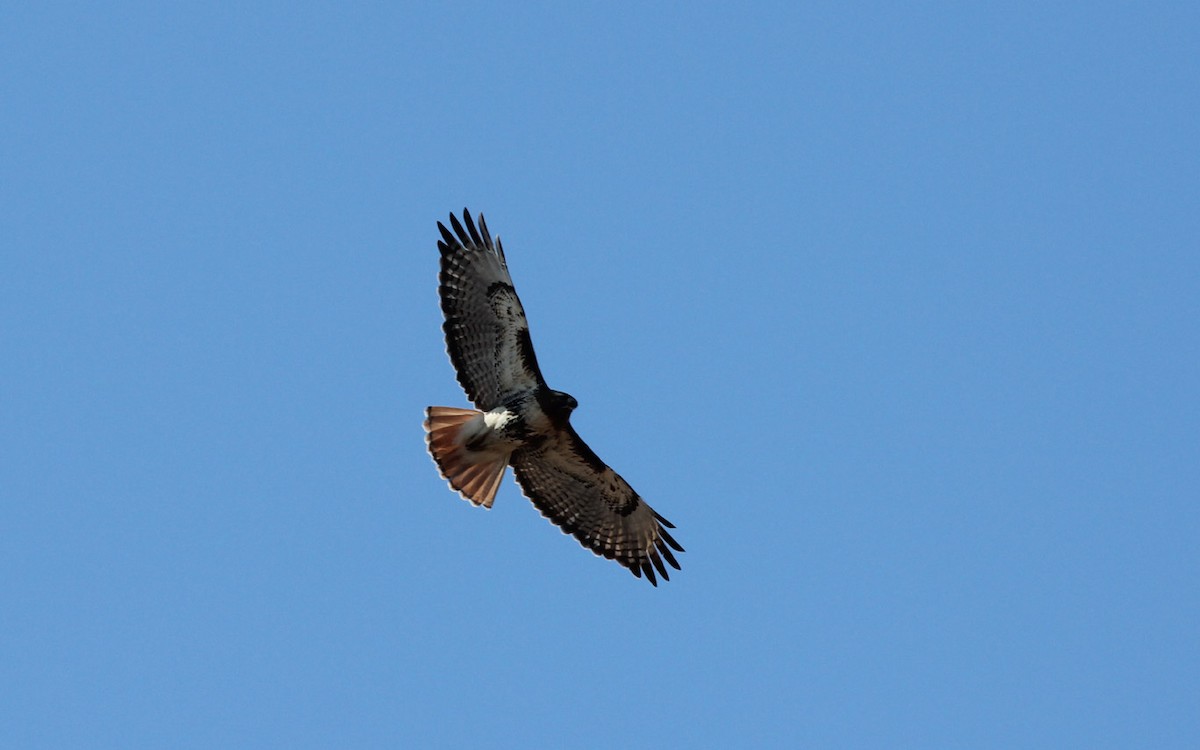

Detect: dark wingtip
[641,559,658,586]
[448,212,467,244]
[437,221,457,248]
[658,538,681,570]
[658,525,684,553]
[652,509,676,529]
[649,552,669,581]
[478,213,492,246]
[462,209,484,246]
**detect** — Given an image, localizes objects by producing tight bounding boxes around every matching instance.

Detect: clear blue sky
[3,3,1197,748]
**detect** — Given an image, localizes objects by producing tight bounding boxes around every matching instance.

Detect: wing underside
[510,428,684,585]
[437,210,545,410]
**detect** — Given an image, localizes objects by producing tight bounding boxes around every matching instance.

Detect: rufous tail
[423,406,508,508]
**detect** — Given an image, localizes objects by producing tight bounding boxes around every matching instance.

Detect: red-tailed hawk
[424,209,683,585]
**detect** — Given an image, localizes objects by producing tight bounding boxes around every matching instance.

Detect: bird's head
[545,389,578,421]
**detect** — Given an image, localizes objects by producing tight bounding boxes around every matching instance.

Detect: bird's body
[424,209,683,585]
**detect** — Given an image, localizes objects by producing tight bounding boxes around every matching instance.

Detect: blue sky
[2,2,1197,747]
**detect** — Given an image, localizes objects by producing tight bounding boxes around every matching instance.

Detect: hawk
[424,209,684,585]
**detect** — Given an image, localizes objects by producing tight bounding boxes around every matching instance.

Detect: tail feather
[423,406,508,508]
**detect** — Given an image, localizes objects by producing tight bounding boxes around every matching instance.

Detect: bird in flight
[424,209,683,585]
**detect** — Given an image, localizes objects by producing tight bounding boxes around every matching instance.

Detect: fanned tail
[424,406,508,508]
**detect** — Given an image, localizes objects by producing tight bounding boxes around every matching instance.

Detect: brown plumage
[424,406,507,508]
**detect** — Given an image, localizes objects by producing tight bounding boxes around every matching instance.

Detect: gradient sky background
[3,3,1197,748]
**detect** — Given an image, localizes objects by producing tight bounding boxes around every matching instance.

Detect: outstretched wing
[510,427,684,586]
[437,209,546,410]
